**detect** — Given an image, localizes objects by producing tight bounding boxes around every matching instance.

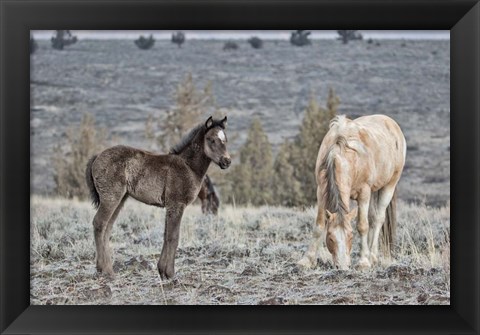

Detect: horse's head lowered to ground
[325,208,357,270]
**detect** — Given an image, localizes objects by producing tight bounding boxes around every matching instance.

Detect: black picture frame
[1,0,479,334]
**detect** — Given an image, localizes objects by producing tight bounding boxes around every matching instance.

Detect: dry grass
[30,196,450,305]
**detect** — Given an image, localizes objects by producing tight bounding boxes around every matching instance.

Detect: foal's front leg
[158,204,186,280]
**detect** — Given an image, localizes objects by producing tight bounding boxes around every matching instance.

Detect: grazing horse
[298,114,406,270]
[197,175,220,215]
[85,116,231,279]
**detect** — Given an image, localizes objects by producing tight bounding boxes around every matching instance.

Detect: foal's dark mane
[169,119,226,155]
[169,124,205,155]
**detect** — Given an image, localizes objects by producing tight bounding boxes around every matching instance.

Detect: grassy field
[31,196,450,305]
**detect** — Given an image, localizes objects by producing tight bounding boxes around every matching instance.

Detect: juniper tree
[229,117,273,206]
[248,36,263,49]
[290,30,312,47]
[337,30,363,44]
[134,34,155,50]
[171,31,185,48]
[290,88,339,204]
[155,73,216,152]
[272,139,304,206]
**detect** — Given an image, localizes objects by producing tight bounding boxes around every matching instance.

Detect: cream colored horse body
[299,114,406,270]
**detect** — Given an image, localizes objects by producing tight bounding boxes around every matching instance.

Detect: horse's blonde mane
[321,136,350,218]
[319,115,357,219]
[329,115,348,131]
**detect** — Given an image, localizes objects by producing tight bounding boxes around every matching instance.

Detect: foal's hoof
[159,271,174,280]
[158,264,175,280]
[96,269,116,280]
[297,257,315,269]
[356,258,371,271]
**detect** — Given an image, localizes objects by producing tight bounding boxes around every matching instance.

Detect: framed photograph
[1,0,479,334]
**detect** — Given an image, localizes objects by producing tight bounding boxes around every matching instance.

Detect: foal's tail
[85,155,100,209]
[370,188,397,257]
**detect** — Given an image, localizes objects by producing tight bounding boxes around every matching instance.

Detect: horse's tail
[381,189,397,256]
[85,155,100,209]
[370,188,397,257]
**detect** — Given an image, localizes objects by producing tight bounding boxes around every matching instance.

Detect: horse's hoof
[356,258,371,270]
[369,253,378,265]
[297,257,314,269]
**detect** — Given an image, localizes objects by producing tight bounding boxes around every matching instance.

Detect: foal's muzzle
[219,156,231,169]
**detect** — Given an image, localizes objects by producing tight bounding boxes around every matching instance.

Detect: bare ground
[31,196,450,305]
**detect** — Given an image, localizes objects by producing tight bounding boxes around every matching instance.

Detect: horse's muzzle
[219,156,231,169]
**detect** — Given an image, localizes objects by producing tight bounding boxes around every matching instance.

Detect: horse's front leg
[158,204,186,280]
[298,187,326,269]
[356,188,372,270]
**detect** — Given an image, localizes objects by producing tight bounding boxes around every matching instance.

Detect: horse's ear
[220,116,227,128]
[205,116,213,129]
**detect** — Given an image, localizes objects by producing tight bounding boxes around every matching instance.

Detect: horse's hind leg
[369,185,396,265]
[93,196,124,277]
[298,187,326,269]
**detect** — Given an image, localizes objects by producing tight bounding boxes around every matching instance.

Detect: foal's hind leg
[93,196,124,277]
[103,195,128,271]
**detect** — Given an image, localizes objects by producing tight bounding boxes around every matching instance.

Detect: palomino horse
[298,114,406,270]
[197,174,220,215]
[85,116,230,279]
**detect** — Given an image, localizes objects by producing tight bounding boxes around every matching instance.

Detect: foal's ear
[205,116,214,129]
[220,116,228,128]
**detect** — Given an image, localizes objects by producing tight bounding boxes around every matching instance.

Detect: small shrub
[248,36,263,49]
[223,40,239,51]
[134,34,155,50]
[171,31,185,48]
[290,30,311,47]
[53,113,107,199]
